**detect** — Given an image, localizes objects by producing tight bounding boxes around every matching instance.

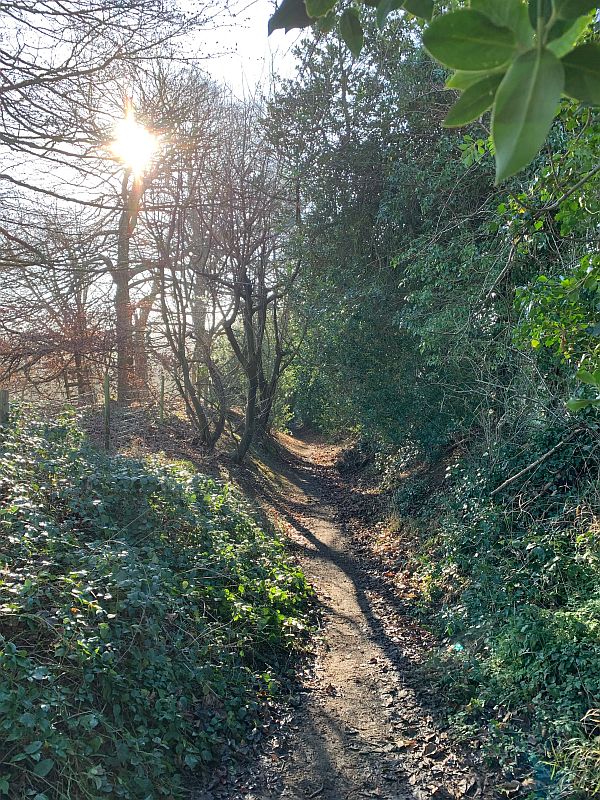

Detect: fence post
[159,372,165,423]
[103,373,110,452]
[0,390,8,426]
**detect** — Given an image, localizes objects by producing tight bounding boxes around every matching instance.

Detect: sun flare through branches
[110,109,159,177]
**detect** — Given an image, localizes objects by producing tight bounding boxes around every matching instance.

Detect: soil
[195,431,497,800]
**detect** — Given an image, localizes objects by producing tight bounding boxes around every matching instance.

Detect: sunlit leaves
[268,0,600,180]
[492,48,564,182]
[423,11,516,71]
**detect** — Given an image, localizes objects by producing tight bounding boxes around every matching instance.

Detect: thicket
[270,14,600,795]
[0,414,312,799]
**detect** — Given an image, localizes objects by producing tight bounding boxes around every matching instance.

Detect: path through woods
[210,434,495,800]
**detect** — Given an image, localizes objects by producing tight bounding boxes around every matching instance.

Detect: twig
[490,428,583,497]
[308,784,325,799]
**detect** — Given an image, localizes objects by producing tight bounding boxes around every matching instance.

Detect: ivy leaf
[444,73,503,127]
[339,8,364,57]
[563,43,600,105]
[32,759,54,778]
[268,0,311,34]
[423,10,516,71]
[554,0,597,19]
[305,0,337,18]
[492,47,564,182]
[401,0,433,20]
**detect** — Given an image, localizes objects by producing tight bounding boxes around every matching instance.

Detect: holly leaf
[444,73,503,127]
[563,43,600,105]
[423,10,516,71]
[339,7,364,57]
[492,47,564,182]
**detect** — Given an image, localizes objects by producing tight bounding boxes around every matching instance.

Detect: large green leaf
[444,73,503,127]
[316,9,337,32]
[470,0,533,47]
[401,0,434,19]
[563,43,600,105]
[423,10,516,71]
[554,0,597,19]
[446,68,503,90]
[528,0,553,27]
[492,47,564,182]
[305,0,337,18]
[547,15,590,57]
[268,0,311,33]
[339,7,364,57]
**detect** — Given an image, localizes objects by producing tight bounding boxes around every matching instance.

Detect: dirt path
[221,434,493,800]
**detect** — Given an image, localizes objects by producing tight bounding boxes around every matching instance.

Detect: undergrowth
[0,412,313,799]
[378,424,600,797]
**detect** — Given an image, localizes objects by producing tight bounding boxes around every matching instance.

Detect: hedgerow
[0,413,312,799]
[384,425,600,796]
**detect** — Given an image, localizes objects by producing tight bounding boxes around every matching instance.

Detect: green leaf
[566,398,595,411]
[444,73,503,127]
[471,0,534,47]
[563,43,600,105]
[528,0,553,27]
[423,10,516,71]
[401,0,433,19]
[554,0,597,19]
[32,759,54,778]
[376,0,404,29]
[446,69,503,90]
[576,368,600,386]
[492,47,564,182]
[339,8,364,57]
[305,0,337,18]
[268,0,312,34]
[547,15,590,57]
[23,741,43,755]
[316,9,337,32]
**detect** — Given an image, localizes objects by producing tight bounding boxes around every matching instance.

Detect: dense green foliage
[269,14,600,794]
[0,415,312,799]
[268,0,600,182]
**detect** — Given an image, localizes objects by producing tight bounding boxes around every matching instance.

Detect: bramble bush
[0,413,312,799]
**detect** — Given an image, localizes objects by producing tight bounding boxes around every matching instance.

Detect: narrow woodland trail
[218,434,494,800]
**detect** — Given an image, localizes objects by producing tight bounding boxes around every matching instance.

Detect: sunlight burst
[110,110,158,176]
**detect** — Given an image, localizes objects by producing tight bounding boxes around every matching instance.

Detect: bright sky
[198,0,302,95]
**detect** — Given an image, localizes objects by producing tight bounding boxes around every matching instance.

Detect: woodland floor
[193,431,498,800]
